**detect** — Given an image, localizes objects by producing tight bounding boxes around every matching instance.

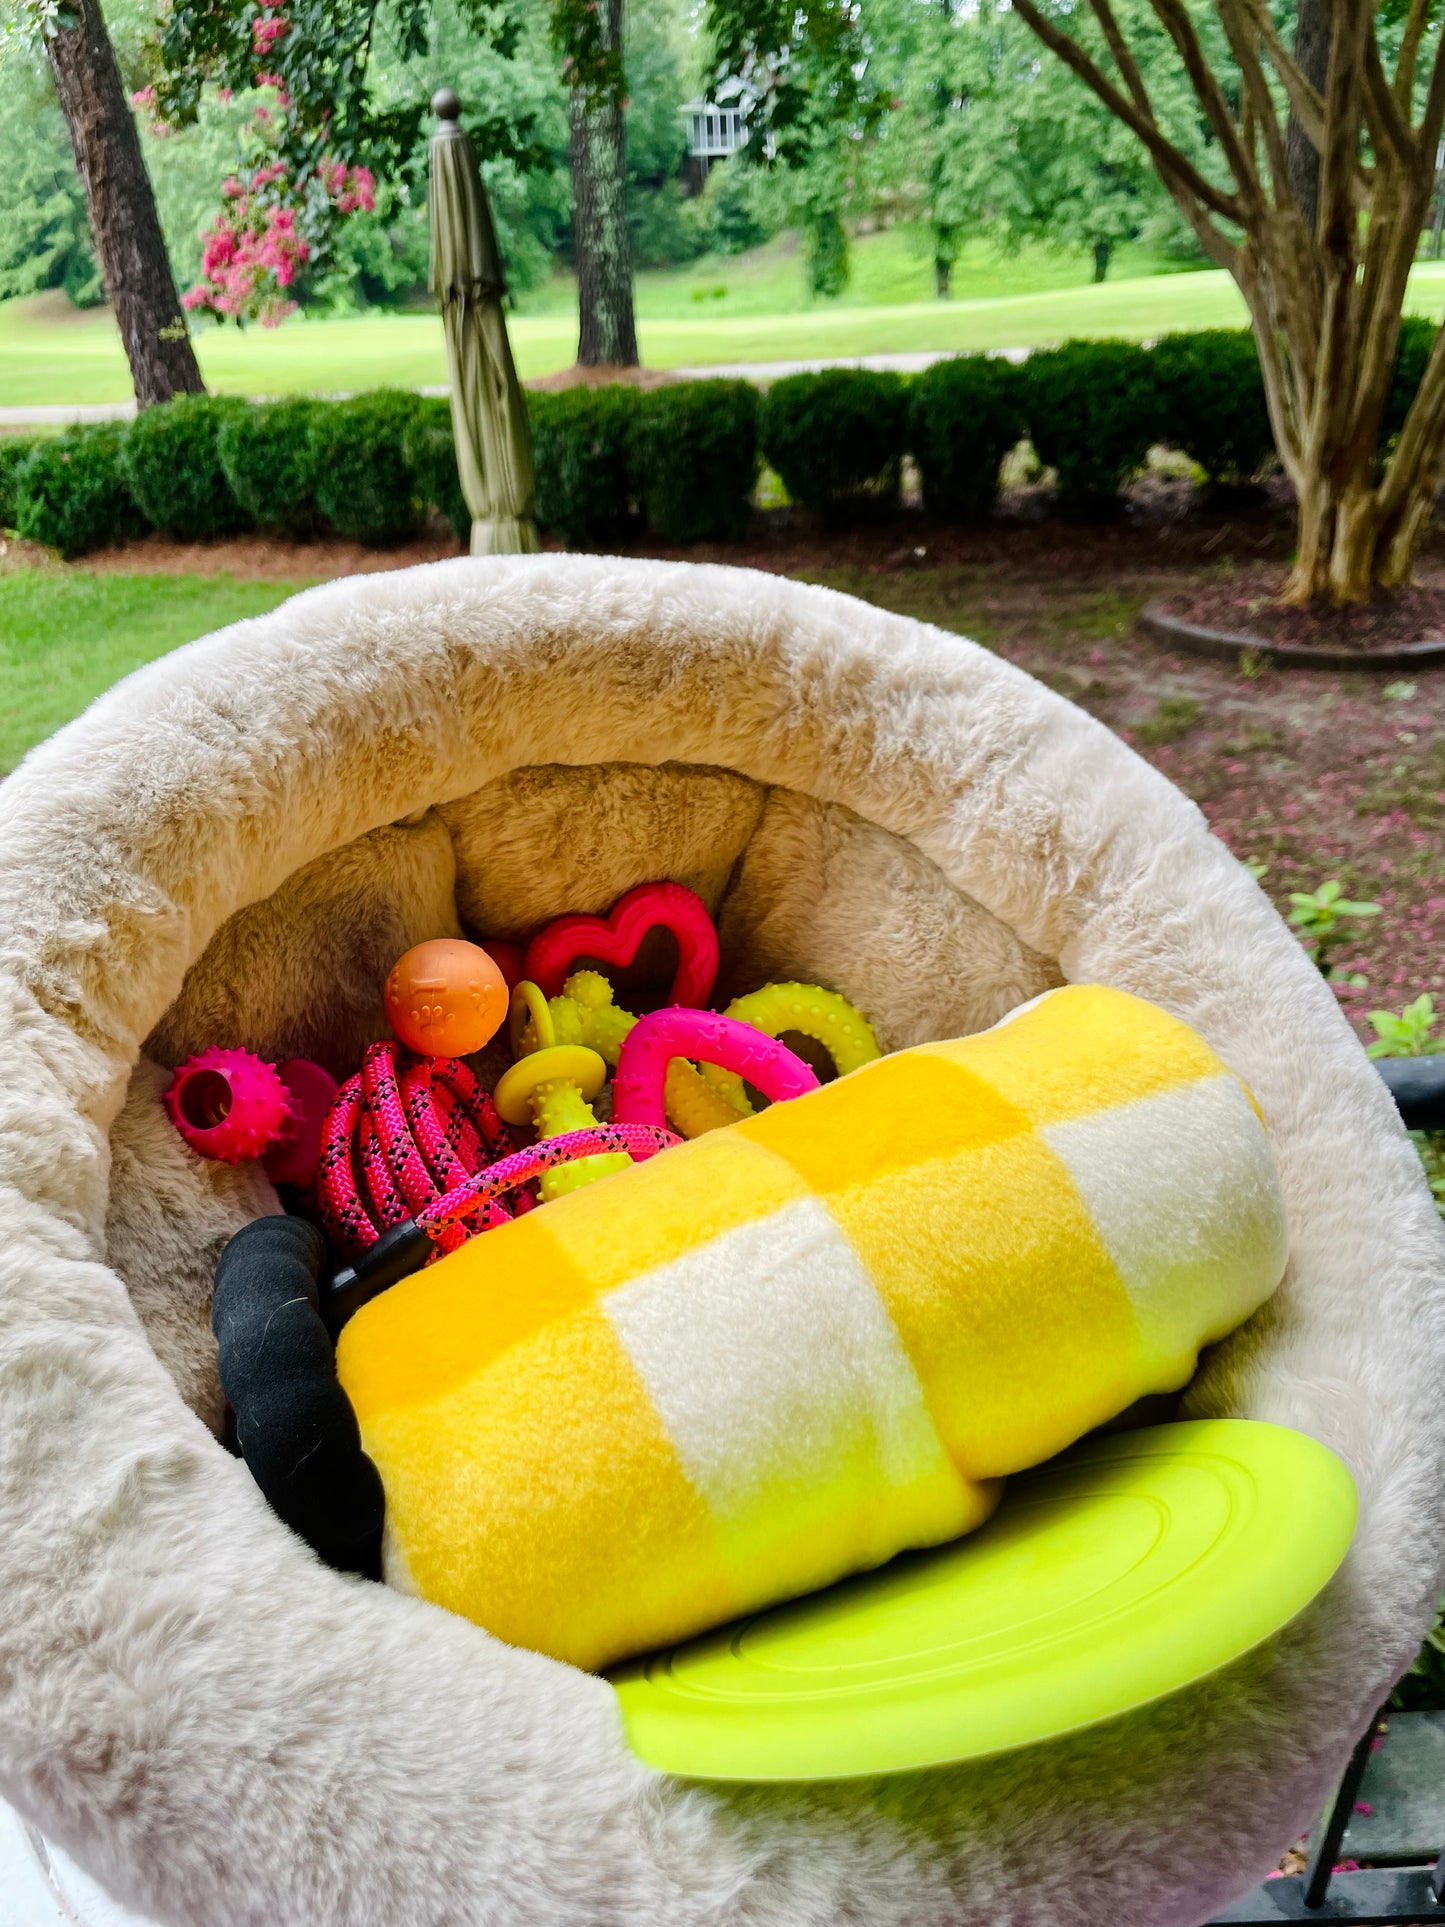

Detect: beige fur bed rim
[0,552,1442,1927]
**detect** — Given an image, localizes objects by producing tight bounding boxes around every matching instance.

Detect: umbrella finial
[432,87,462,124]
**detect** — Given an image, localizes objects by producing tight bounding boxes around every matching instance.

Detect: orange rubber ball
[384,938,508,1058]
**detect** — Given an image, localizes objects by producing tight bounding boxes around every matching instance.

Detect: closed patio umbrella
[429,88,539,555]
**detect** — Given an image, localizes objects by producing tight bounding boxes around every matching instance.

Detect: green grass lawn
[0,226,1243,406]
[6,217,1445,406]
[0,566,305,771]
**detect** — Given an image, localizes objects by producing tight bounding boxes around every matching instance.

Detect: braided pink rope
[317,1042,519,1258]
[415,1123,681,1246]
[317,1042,682,1262]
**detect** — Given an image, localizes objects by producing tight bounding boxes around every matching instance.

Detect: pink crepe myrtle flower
[252,13,290,52]
[186,197,308,325]
[318,157,376,213]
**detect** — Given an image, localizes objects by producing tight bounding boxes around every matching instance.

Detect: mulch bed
[1149,562,1445,662]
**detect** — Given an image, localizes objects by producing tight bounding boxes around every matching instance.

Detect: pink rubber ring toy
[523,881,719,1007]
[612,1009,819,1130]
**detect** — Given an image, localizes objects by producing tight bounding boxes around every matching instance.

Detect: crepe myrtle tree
[1009,0,1445,606]
[146,0,630,358]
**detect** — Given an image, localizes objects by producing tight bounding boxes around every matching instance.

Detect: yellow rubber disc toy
[610,1420,1356,1782]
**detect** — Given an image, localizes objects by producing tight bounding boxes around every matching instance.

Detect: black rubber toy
[213,1215,385,1578]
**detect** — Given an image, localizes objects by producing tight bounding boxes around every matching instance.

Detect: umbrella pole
[430,88,540,556]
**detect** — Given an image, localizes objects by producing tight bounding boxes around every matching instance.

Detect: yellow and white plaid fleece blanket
[337,984,1288,1671]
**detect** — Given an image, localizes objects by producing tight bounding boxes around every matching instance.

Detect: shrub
[1383,315,1438,447]
[0,436,40,529]
[122,393,250,541]
[1150,330,1274,484]
[630,380,759,543]
[217,397,322,535]
[403,396,470,545]
[1023,339,1160,506]
[908,356,1026,522]
[308,390,424,547]
[760,369,909,518]
[529,386,640,549]
[15,425,146,558]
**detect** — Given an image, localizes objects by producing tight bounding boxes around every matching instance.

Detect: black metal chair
[1211,1058,1445,1926]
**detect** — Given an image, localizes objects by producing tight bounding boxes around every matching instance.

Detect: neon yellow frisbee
[610,1420,1356,1782]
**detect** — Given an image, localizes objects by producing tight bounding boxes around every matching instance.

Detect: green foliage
[801,204,849,299]
[1286,879,1382,980]
[865,0,1214,294]
[123,395,250,542]
[529,385,640,547]
[1135,694,1202,745]
[1023,338,1160,504]
[404,395,470,543]
[0,436,40,529]
[704,0,886,171]
[216,397,322,534]
[0,55,103,306]
[148,0,556,321]
[631,182,707,272]
[909,355,1025,523]
[15,426,146,560]
[308,390,424,546]
[1417,1131,1445,1218]
[694,157,782,257]
[761,368,908,517]
[631,379,759,542]
[1383,316,1439,447]
[1367,994,1445,1059]
[1150,330,1274,484]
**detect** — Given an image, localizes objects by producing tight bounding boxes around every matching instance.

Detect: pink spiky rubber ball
[163,1048,295,1167]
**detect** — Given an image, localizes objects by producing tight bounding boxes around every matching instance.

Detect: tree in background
[555,0,635,361]
[866,0,1209,292]
[1008,0,1445,606]
[706,0,887,298]
[147,0,642,358]
[11,0,202,404]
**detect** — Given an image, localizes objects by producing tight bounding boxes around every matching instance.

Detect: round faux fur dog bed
[0,554,1442,1927]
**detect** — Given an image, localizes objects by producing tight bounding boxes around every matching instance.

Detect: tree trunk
[933,224,955,299]
[567,0,637,368]
[1285,0,1330,233]
[45,0,204,408]
[1091,240,1111,283]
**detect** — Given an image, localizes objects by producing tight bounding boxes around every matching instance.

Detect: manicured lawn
[0,227,1252,407]
[521,225,1192,319]
[0,565,305,771]
[0,266,1240,405]
[10,213,1445,409]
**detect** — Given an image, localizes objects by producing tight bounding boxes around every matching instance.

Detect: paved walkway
[0,348,1031,428]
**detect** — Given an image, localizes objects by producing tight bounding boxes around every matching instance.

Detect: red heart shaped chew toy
[522,881,720,1007]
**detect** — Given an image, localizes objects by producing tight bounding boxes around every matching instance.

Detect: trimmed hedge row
[3,378,759,558]
[3,324,1436,558]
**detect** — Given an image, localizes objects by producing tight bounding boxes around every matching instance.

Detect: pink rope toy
[611,1008,820,1130]
[316,1039,681,1264]
[319,1084,679,1328]
[316,1042,521,1260]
